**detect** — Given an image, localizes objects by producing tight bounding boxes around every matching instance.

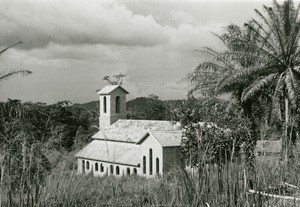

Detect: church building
[75,85,183,177]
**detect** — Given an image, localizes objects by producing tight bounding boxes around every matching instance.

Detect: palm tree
[189,0,300,162]
[192,0,300,161]
[222,0,300,161]
[187,24,265,161]
[0,41,32,82]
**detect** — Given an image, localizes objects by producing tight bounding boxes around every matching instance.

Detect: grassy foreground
[2,154,300,207]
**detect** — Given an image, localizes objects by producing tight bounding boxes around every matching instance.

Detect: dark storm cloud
[0,1,169,49]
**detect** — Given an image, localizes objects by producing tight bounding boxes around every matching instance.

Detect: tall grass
[2,149,300,207]
[1,157,300,207]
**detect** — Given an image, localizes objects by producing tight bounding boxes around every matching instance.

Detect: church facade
[75,85,183,177]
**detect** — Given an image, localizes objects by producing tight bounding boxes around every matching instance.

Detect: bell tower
[97,85,129,129]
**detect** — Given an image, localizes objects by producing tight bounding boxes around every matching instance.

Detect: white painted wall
[99,88,127,129]
[139,134,163,177]
[78,158,139,177]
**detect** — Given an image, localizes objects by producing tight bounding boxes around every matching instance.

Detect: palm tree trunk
[241,101,257,161]
[0,157,4,207]
[284,97,289,163]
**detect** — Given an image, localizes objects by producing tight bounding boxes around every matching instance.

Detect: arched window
[133,168,137,175]
[143,156,146,174]
[110,165,114,174]
[116,166,120,175]
[149,149,153,175]
[156,158,159,175]
[103,96,107,113]
[82,160,85,172]
[95,163,98,171]
[100,163,104,172]
[86,161,90,170]
[115,96,121,113]
[126,168,130,175]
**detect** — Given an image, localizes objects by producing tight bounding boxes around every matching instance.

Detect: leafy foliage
[0,99,99,196]
[171,98,251,165]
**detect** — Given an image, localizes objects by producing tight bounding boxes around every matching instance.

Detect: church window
[100,163,104,172]
[86,161,90,170]
[82,160,85,171]
[116,166,120,175]
[103,96,107,113]
[110,165,114,174]
[156,158,159,174]
[115,96,121,113]
[149,149,153,175]
[95,163,98,171]
[143,156,146,174]
[133,168,137,175]
[126,167,130,175]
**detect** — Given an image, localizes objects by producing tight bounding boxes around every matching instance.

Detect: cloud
[0,0,227,52]
[0,0,168,49]
[166,23,223,51]
[170,11,197,25]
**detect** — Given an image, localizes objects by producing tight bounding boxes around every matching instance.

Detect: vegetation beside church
[186,0,300,163]
[171,98,251,165]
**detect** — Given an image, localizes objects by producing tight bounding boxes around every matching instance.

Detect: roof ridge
[117,119,173,122]
[97,85,129,95]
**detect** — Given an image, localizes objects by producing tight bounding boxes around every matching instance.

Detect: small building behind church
[75,85,183,177]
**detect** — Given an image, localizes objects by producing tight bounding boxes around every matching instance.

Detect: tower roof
[97,85,129,95]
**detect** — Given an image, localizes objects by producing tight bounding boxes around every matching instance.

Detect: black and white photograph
[1,0,300,206]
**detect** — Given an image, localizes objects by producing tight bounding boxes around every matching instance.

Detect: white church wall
[140,134,163,177]
[109,88,127,115]
[99,88,127,129]
[78,158,139,177]
[77,158,83,174]
[99,95,111,129]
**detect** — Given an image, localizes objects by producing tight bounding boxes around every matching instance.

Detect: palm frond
[186,62,225,96]
[254,7,284,51]
[246,20,277,55]
[265,5,286,53]
[216,64,277,93]
[211,32,230,48]
[0,70,32,82]
[200,47,236,70]
[228,37,284,65]
[241,73,278,102]
[0,41,23,55]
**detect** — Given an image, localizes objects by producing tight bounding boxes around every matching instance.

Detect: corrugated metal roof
[150,130,182,147]
[92,119,182,145]
[97,85,129,95]
[75,140,140,166]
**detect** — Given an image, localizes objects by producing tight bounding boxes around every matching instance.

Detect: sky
[0,0,285,104]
